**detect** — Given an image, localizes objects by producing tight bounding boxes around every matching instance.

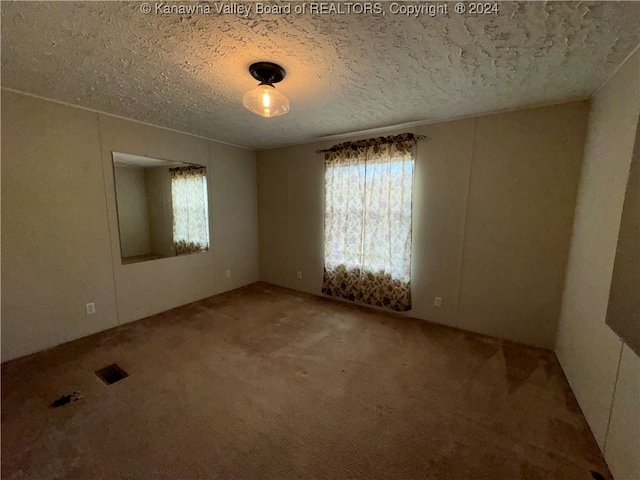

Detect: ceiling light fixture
[243,62,290,118]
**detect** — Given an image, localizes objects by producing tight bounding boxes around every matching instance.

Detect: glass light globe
[243,84,290,118]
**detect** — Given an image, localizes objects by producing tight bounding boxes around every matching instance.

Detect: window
[322,134,415,311]
[170,165,210,255]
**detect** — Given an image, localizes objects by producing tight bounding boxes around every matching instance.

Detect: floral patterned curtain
[322,133,415,311]
[170,165,210,255]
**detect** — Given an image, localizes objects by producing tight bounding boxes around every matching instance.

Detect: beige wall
[1,92,119,361]
[114,166,152,258]
[1,90,260,362]
[209,142,261,295]
[555,51,640,480]
[605,118,639,356]
[458,105,588,347]
[257,102,589,348]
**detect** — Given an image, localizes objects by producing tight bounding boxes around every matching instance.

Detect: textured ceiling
[2,1,639,150]
[113,152,185,168]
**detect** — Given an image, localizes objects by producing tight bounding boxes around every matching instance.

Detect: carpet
[1,282,610,479]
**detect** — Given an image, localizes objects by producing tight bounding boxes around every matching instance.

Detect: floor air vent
[95,364,128,385]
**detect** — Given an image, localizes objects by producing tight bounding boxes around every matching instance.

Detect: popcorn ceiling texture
[1,1,638,150]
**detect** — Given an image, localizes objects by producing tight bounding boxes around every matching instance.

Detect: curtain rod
[315,134,426,154]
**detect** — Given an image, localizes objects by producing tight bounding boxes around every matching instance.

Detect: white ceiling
[2,1,639,150]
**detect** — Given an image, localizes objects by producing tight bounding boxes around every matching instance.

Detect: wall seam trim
[287,163,292,287]
[553,101,591,351]
[208,140,217,295]
[96,113,122,326]
[602,341,624,456]
[455,117,477,328]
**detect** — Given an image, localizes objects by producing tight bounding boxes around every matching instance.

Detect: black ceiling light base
[249,62,286,86]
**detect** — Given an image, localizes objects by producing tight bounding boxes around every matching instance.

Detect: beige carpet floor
[2,282,610,480]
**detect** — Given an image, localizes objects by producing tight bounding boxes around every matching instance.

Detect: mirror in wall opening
[112,152,210,265]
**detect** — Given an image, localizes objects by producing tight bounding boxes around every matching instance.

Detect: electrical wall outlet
[226,269,231,278]
[296,271,302,279]
[85,303,96,315]
[434,297,442,308]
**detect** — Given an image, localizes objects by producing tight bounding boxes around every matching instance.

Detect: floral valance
[323,133,417,160]
[169,165,206,178]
